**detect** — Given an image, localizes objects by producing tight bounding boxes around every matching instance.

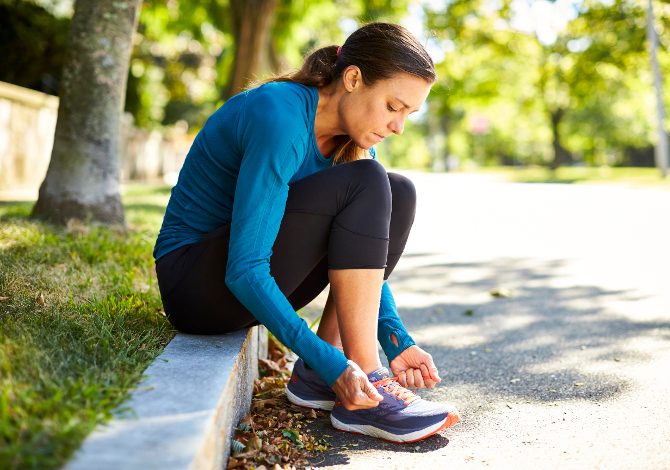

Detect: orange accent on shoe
[372,376,420,406]
[403,410,461,444]
[334,409,460,444]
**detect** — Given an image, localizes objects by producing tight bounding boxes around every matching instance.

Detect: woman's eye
[387,105,398,112]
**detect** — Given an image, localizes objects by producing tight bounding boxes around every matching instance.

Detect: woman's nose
[389,117,405,135]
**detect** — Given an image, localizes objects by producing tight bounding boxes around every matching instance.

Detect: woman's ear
[342,65,363,92]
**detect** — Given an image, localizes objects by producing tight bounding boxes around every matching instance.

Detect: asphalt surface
[300,172,670,470]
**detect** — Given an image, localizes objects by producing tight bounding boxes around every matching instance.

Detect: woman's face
[338,68,433,149]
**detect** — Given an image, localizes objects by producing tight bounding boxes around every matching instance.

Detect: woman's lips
[372,132,384,142]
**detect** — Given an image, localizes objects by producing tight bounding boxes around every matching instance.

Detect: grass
[469,166,670,188]
[0,184,176,469]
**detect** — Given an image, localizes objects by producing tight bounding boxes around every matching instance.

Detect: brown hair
[251,22,436,165]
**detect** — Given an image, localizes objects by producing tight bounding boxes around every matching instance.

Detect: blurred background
[1,0,669,192]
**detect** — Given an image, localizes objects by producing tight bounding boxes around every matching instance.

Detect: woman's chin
[357,137,375,150]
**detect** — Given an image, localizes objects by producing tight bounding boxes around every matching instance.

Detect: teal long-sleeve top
[153,81,415,386]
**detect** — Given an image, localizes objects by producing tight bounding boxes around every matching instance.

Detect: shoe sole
[330,410,460,443]
[285,387,335,411]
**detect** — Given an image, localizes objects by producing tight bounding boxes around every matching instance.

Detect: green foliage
[424,0,669,168]
[376,120,432,169]
[2,0,668,168]
[126,0,230,128]
[0,185,175,469]
[0,1,70,94]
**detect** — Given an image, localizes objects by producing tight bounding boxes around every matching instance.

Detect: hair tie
[336,46,342,57]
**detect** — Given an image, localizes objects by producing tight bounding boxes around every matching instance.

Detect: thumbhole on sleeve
[390,333,398,347]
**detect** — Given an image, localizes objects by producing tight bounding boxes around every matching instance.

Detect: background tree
[223,0,280,99]
[31,0,142,225]
[3,0,668,172]
[0,1,69,95]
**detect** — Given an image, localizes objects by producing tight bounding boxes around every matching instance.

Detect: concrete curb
[65,325,267,470]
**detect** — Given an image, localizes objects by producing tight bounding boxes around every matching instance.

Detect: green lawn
[470,166,670,188]
[0,184,175,469]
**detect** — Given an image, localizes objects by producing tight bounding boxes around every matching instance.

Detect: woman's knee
[388,172,417,217]
[334,158,392,226]
[346,158,391,194]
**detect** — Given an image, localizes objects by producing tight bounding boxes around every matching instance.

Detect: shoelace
[372,376,420,406]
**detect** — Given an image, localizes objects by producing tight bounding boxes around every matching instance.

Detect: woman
[153,22,459,443]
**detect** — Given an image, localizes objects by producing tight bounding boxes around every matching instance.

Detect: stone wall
[0,81,192,195]
[0,81,58,193]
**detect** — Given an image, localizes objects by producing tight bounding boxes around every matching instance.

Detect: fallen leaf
[36,293,46,307]
[281,429,303,447]
[240,414,254,428]
[247,434,263,451]
[227,457,244,469]
[259,358,284,374]
[490,287,513,298]
[252,398,283,410]
[0,296,9,302]
[230,335,330,468]
[66,218,89,236]
[231,439,245,455]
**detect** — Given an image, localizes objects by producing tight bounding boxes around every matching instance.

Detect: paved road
[302,172,670,469]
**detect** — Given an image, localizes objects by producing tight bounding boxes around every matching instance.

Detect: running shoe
[330,367,460,443]
[286,358,337,410]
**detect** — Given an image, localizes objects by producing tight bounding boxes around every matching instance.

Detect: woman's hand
[331,360,384,410]
[389,345,441,389]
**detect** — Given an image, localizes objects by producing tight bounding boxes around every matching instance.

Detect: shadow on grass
[0,201,167,221]
[122,184,173,197]
[0,201,34,223]
[124,203,169,216]
[304,255,669,466]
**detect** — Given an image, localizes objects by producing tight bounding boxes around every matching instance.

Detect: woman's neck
[315,84,346,157]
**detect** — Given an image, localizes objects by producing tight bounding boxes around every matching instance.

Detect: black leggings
[155,159,416,334]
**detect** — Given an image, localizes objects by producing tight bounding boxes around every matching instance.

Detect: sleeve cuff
[379,328,416,363]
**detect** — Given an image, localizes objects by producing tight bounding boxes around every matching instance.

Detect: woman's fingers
[346,379,381,410]
[361,374,383,402]
[399,365,440,389]
[398,370,407,388]
[419,363,438,388]
[425,357,442,383]
[332,360,383,410]
[412,368,424,388]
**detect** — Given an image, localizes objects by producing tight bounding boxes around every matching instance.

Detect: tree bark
[223,0,279,100]
[31,0,142,225]
[549,108,572,170]
[646,0,668,178]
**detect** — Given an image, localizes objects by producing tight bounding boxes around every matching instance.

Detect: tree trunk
[646,0,668,178]
[223,0,279,100]
[31,0,142,225]
[549,108,572,170]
